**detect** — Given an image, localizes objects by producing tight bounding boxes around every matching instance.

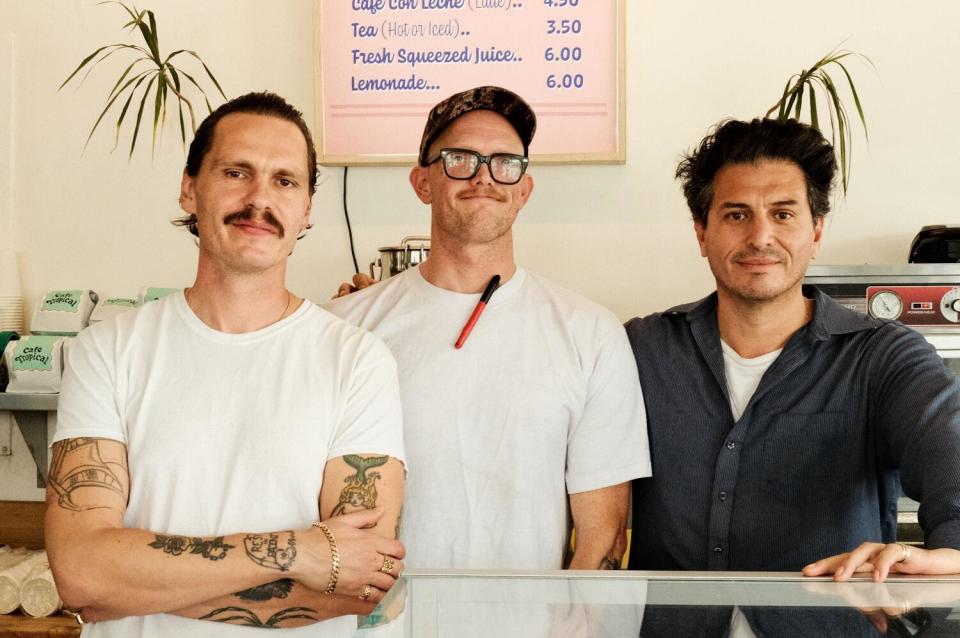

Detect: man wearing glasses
[328,86,651,581]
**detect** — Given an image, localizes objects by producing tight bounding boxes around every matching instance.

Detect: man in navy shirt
[625,118,960,635]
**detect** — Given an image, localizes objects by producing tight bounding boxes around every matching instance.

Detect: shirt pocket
[760,411,854,509]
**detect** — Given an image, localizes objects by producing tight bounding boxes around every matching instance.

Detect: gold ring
[380,556,395,575]
[359,584,373,601]
[896,542,912,563]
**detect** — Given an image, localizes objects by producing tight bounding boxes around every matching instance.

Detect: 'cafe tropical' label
[12,336,60,371]
[105,297,139,308]
[42,290,83,313]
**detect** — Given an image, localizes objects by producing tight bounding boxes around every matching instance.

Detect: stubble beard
[437,197,517,246]
[715,261,807,306]
[447,215,513,245]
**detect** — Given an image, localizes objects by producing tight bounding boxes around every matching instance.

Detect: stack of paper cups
[0,550,46,614]
[0,546,30,571]
[20,562,62,618]
[0,248,24,333]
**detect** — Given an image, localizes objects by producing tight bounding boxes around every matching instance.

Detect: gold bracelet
[313,522,341,594]
[63,609,85,625]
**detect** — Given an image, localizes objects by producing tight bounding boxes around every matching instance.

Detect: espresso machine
[369,236,430,280]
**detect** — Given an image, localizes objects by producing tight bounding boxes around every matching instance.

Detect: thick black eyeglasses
[426,148,529,185]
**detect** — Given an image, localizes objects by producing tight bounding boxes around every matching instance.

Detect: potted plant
[60,1,227,157]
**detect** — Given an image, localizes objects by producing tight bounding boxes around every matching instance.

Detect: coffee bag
[31,290,98,335]
[90,295,141,325]
[3,335,68,394]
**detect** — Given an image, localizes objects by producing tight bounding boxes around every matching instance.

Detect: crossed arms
[45,437,405,629]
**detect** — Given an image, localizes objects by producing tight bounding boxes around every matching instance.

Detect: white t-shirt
[721,339,780,638]
[721,340,782,422]
[53,292,405,638]
[326,266,651,570]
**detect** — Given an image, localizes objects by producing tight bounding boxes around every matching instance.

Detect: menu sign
[315,0,625,165]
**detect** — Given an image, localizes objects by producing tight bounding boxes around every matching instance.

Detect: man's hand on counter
[802,541,960,582]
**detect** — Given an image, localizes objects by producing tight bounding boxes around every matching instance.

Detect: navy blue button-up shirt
[626,286,960,571]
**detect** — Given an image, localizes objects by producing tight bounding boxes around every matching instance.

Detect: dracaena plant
[765,49,874,194]
[60,1,226,158]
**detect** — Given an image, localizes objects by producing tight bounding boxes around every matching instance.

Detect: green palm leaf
[104,58,149,105]
[177,68,215,113]
[60,44,140,89]
[146,10,160,61]
[130,75,156,158]
[152,74,163,154]
[817,69,852,191]
[166,66,187,147]
[794,80,803,120]
[764,48,873,195]
[833,59,868,141]
[177,50,227,100]
[776,77,793,120]
[114,71,153,149]
[78,46,153,91]
[82,68,152,151]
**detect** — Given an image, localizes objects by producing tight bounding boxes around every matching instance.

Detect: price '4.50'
[543,0,580,6]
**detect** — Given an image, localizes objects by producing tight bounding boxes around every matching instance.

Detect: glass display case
[355,570,960,637]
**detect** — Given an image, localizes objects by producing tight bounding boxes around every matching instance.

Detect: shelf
[0,394,58,412]
[0,394,57,488]
[0,612,80,637]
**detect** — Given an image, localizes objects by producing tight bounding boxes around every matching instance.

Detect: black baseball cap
[418,86,537,166]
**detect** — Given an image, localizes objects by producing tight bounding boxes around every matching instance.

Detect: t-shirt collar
[410,264,524,307]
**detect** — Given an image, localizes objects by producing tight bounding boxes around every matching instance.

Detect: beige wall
[1,0,960,499]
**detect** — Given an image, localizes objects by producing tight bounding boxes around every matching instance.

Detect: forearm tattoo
[49,438,127,511]
[199,605,318,628]
[148,535,234,561]
[330,454,388,517]
[600,556,621,570]
[244,532,297,572]
[235,579,295,601]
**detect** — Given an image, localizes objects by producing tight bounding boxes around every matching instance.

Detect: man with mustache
[327,86,651,584]
[46,92,406,637]
[626,118,960,636]
[222,208,286,235]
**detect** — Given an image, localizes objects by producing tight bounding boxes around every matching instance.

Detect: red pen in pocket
[454,274,500,349]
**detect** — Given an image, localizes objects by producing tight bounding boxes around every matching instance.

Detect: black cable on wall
[342,167,360,274]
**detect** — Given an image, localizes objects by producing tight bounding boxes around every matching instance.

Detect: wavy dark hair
[676,118,837,226]
[173,91,317,237]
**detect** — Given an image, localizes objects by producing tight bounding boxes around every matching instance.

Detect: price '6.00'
[547,73,584,89]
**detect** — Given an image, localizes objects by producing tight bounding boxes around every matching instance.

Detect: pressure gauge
[941,288,960,323]
[869,290,903,320]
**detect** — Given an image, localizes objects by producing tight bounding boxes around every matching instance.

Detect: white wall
[1,27,13,260]
[1,0,959,499]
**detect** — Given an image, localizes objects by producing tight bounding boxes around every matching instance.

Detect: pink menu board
[314,0,625,165]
